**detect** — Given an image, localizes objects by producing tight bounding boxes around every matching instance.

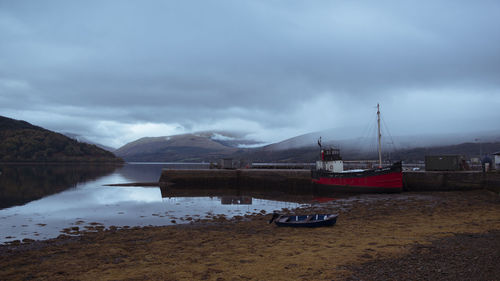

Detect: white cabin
[316,160,343,172]
[317,148,344,172]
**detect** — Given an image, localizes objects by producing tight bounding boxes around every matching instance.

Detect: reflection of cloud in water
[161,197,297,217]
[91,186,162,205]
[0,165,302,244]
[3,186,161,216]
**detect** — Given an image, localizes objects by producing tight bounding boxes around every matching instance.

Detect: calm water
[0,163,307,244]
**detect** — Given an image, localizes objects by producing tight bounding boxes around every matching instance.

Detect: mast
[377,103,382,168]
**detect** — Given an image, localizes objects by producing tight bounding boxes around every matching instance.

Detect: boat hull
[273,214,338,228]
[311,162,403,193]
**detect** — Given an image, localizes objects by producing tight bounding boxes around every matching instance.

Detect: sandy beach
[1,190,499,280]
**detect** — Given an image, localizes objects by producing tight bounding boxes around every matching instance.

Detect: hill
[0,116,123,162]
[392,142,500,162]
[114,132,259,162]
[115,129,500,163]
[234,142,500,163]
[240,128,500,163]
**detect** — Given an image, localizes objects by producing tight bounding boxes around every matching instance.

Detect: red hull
[311,162,403,192]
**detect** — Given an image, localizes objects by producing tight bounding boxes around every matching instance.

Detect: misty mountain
[114,132,262,162]
[391,142,500,162]
[115,128,500,163]
[263,127,500,152]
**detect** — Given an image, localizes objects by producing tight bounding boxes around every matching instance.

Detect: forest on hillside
[0,116,122,162]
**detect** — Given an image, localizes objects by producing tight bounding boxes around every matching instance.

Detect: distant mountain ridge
[3,114,498,163]
[114,132,261,162]
[114,129,500,163]
[0,116,123,162]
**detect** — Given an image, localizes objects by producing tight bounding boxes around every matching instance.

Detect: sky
[1,0,499,148]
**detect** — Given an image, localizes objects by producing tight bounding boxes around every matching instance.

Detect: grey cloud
[1,1,499,147]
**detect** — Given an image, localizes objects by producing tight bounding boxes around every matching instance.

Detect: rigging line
[381,114,399,154]
[371,114,378,156]
[360,114,378,157]
[361,114,378,159]
[356,115,375,151]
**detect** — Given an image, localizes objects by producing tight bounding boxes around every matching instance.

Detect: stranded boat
[269,213,338,228]
[311,104,403,193]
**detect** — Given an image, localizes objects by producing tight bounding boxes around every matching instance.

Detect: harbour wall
[159,169,313,193]
[403,171,500,193]
[158,169,500,193]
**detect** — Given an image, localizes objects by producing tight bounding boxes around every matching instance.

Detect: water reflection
[118,162,209,183]
[0,163,306,244]
[159,184,337,205]
[220,196,252,205]
[0,164,121,209]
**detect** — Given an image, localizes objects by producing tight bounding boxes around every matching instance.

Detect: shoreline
[0,161,124,165]
[1,190,499,280]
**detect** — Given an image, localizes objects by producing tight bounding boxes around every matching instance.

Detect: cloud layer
[1,1,499,147]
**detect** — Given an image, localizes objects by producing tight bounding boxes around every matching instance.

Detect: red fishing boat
[311,104,403,192]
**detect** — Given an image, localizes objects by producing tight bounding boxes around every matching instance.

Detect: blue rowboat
[269,213,338,227]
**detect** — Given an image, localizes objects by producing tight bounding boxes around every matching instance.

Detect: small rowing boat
[269,213,338,228]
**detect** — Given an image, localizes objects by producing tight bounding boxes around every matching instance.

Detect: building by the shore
[494,151,500,170]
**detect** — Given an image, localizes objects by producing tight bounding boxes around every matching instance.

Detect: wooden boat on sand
[269,213,338,228]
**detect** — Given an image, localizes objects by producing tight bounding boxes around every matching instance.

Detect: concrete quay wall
[403,171,500,193]
[159,169,500,193]
[159,169,312,191]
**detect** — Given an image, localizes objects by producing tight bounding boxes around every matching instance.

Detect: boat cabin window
[321,148,342,161]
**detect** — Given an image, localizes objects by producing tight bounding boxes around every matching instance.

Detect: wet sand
[1,190,499,280]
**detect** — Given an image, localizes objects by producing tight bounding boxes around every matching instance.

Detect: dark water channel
[0,163,324,244]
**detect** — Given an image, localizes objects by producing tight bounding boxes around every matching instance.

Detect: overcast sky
[1,1,499,148]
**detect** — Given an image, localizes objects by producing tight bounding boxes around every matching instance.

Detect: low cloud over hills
[113,129,500,163]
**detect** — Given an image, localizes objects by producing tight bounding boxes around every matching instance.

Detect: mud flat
[1,190,499,280]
